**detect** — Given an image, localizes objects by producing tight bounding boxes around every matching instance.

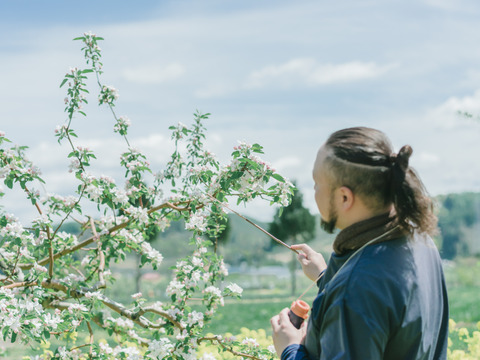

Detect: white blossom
[186,310,204,328]
[111,187,129,205]
[219,260,229,276]
[85,184,103,201]
[141,242,164,265]
[204,286,222,298]
[147,338,174,359]
[107,316,134,329]
[242,337,259,347]
[68,158,81,172]
[268,345,276,354]
[84,291,103,300]
[126,206,149,225]
[68,303,88,313]
[166,280,186,297]
[33,263,48,273]
[185,212,208,232]
[131,292,142,300]
[226,283,243,296]
[191,256,203,267]
[156,216,170,231]
[43,312,64,330]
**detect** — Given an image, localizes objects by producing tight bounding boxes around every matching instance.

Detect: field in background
[94,255,480,336]
[1,253,478,358]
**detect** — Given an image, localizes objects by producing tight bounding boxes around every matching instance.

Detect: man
[271,127,448,359]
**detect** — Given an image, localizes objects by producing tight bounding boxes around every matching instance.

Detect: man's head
[313,127,437,235]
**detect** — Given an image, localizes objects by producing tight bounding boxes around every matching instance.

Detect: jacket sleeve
[281,344,310,360]
[317,283,390,360]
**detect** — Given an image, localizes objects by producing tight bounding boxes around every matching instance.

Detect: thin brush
[206,194,299,254]
[297,271,326,301]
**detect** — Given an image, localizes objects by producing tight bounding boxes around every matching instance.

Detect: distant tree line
[55,191,480,267]
[436,192,480,259]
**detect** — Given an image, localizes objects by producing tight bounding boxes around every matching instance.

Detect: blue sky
[1,0,480,222]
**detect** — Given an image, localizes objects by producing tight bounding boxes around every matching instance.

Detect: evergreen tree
[269,184,316,295]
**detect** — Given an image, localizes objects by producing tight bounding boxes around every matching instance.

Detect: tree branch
[19,200,206,270]
[198,336,264,360]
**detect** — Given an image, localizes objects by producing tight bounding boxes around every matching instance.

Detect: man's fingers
[271,308,291,329]
[270,315,280,330]
[279,307,291,323]
[291,243,315,257]
[297,253,309,264]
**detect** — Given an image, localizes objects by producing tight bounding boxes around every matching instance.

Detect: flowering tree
[0,32,294,359]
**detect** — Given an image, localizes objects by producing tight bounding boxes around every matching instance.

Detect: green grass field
[0,257,478,359]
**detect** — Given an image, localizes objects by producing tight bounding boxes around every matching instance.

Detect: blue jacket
[282,235,449,360]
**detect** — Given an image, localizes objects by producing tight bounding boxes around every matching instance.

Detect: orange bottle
[288,300,310,329]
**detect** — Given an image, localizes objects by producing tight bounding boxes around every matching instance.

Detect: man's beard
[320,193,337,234]
[320,214,337,234]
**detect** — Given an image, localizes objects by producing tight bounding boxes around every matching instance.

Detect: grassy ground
[0,257,478,359]
[444,257,480,330]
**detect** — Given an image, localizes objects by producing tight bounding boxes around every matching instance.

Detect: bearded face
[320,191,337,234]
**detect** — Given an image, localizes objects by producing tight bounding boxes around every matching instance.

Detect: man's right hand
[291,244,327,282]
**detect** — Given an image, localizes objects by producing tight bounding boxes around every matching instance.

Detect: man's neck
[336,204,394,230]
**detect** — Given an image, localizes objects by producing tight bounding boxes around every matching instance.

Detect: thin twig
[18,201,184,270]
[198,336,263,360]
[87,321,94,356]
[90,217,105,287]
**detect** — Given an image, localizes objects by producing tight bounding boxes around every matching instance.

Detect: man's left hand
[270,307,306,356]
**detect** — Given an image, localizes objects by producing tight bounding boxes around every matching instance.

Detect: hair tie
[389,153,397,165]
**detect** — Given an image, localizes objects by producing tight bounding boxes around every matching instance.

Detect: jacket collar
[333,212,408,255]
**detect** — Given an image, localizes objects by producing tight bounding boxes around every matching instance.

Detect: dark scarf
[333,212,408,256]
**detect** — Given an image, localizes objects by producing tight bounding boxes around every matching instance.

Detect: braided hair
[324,127,437,235]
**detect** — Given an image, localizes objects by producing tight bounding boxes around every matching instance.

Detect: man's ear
[337,186,354,212]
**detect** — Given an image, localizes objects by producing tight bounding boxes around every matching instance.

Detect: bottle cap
[291,300,310,319]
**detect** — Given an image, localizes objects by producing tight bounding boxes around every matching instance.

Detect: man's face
[320,194,337,234]
[313,146,338,234]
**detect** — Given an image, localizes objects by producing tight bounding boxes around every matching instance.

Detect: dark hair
[324,127,437,235]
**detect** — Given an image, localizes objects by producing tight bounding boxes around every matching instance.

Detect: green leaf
[272,173,285,182]
[252,143,264,153]
[59,78,68,88]
[230,171,243,180]
[5,177,13,189]
[10,331,17,343]
[73,37,84,41]
[2,326,9,341]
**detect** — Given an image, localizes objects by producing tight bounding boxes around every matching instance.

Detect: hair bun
[397,145,412,172]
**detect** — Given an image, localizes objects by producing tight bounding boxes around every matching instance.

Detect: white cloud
[122,63,185,84]
[435,89,480,114]
[422,0,478,12]
[309,62,397,85]
[245,58,397,89]
[427,89,480,129]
